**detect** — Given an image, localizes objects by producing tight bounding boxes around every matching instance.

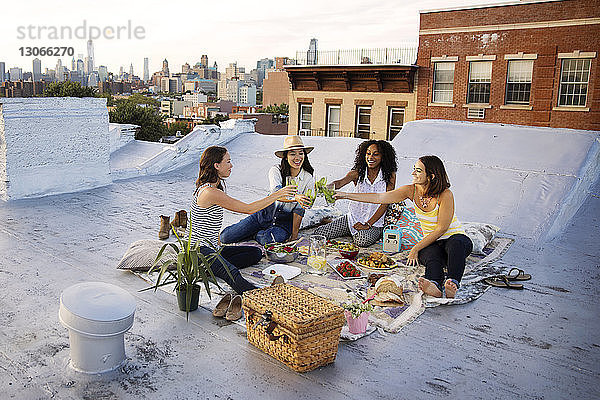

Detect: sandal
[506,268,531,281]
[212,293,233,317]
[483,275,524,290]
[225,295,243,321]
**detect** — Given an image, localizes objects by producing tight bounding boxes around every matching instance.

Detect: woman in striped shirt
[191,146,296,294]
[334,155,473,298]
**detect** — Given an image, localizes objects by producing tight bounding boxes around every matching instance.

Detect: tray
[328,259,367,280]
[262,264,302,281]
[356,258,399,271]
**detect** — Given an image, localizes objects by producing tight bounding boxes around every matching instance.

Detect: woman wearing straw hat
[220,135,315,245]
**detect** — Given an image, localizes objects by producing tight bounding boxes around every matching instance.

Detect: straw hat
[274,135,314,158]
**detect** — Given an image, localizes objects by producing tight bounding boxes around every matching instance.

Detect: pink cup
[344,310,370,334]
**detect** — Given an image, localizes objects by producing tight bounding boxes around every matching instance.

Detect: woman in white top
[315,140,397,247]
[190,146,295,294]
[220,135,313,245]
[335,155,473,298]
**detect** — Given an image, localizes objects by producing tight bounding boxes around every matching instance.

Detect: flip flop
[483,275,524,290]
[506,268,531,281]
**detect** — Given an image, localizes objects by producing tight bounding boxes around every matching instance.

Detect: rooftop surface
[1,128,599,399]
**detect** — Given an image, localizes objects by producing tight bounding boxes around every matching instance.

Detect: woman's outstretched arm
[199,186,296,214]
[355,173,397,230]
[335,183,411,205]
[328,170,358,190]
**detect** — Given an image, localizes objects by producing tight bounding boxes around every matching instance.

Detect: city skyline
[0,0,498,76]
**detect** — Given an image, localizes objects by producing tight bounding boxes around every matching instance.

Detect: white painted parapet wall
[109,118,257,181]
[0,97,110,201]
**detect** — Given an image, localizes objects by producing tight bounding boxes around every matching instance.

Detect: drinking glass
[307,234,327,274]
[285,176,298,201]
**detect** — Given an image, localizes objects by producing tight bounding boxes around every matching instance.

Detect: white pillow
[116,239,177,272]
[462,222,500,254]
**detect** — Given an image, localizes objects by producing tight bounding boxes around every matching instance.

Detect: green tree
[257,103,288,115]
[166,122,192,136]
[201,114,229,126]
[126,93,160,108]
[109,101,167,142]
[43,81,96,97]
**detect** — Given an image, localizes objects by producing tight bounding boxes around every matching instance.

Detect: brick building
[262,57,292,107]
[0,81,46,97]
[286,63,417,140]
[416,0,600,131]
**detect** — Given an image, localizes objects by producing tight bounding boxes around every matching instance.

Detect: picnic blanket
[131,234,514,338]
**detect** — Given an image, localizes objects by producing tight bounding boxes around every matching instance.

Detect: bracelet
[365,222,372,228]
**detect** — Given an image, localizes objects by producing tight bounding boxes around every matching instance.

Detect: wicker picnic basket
[242,283,345,372]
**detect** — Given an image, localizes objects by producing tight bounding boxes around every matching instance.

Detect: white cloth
[267,165,315,214]
[347,169,387,235]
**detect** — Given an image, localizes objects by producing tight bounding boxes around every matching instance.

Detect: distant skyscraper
[9,67,23,81]
[98,66,108,82]
[77,59,84,75]
[119,66,124,79]
[33,58,42,81]
[143,57,149,82]
[71,57,76,71]
[162,59,169,76]
[87,40,94,72]
[129,63,134,77]
[307,38,318,65]
[56,59,64,81]
[0,62,5,82]
[201,55,208,68]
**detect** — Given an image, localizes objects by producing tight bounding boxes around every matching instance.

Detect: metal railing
[291,47,418,66]
[298,128,371,139]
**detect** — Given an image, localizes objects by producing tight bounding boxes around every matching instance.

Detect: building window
[505,60,533,104]
[558,59,591,106]
[467,61,492,104]
[355,106,371,139]
[432,62,455,103]
[326,105,341,137]
[387,107,404,141]
[299,104,312,135]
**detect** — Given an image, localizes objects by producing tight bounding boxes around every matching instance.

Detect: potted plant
[342,302,373,334]
[146,221,231,320]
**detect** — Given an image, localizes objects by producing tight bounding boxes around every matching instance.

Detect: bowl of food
[264,243,299,263]
[338,243,359,260]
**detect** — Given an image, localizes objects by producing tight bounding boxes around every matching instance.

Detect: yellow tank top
[413,186,464,240]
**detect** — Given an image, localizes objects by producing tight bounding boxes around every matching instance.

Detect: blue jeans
[220,203,294,246]
[199,245,261,294]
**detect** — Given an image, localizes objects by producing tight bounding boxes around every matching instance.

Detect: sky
[0,0,500,76]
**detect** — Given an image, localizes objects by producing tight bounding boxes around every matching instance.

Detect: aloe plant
[145,220,233,320]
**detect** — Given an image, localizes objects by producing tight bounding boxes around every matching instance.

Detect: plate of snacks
[297,245,309,256]
[357,252,398,270]
[326,239,350,250]
[328,259,366,280]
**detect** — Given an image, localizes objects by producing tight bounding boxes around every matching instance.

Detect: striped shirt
[413,187,464,240]
[189,183,223,248]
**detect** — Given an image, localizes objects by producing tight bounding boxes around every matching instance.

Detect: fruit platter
[357,251,398,270]
[328,259,366,280]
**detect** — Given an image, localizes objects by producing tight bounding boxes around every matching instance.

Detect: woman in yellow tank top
[335,155,473,298]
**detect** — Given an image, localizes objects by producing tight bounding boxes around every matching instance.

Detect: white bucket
[59,282,136,374]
